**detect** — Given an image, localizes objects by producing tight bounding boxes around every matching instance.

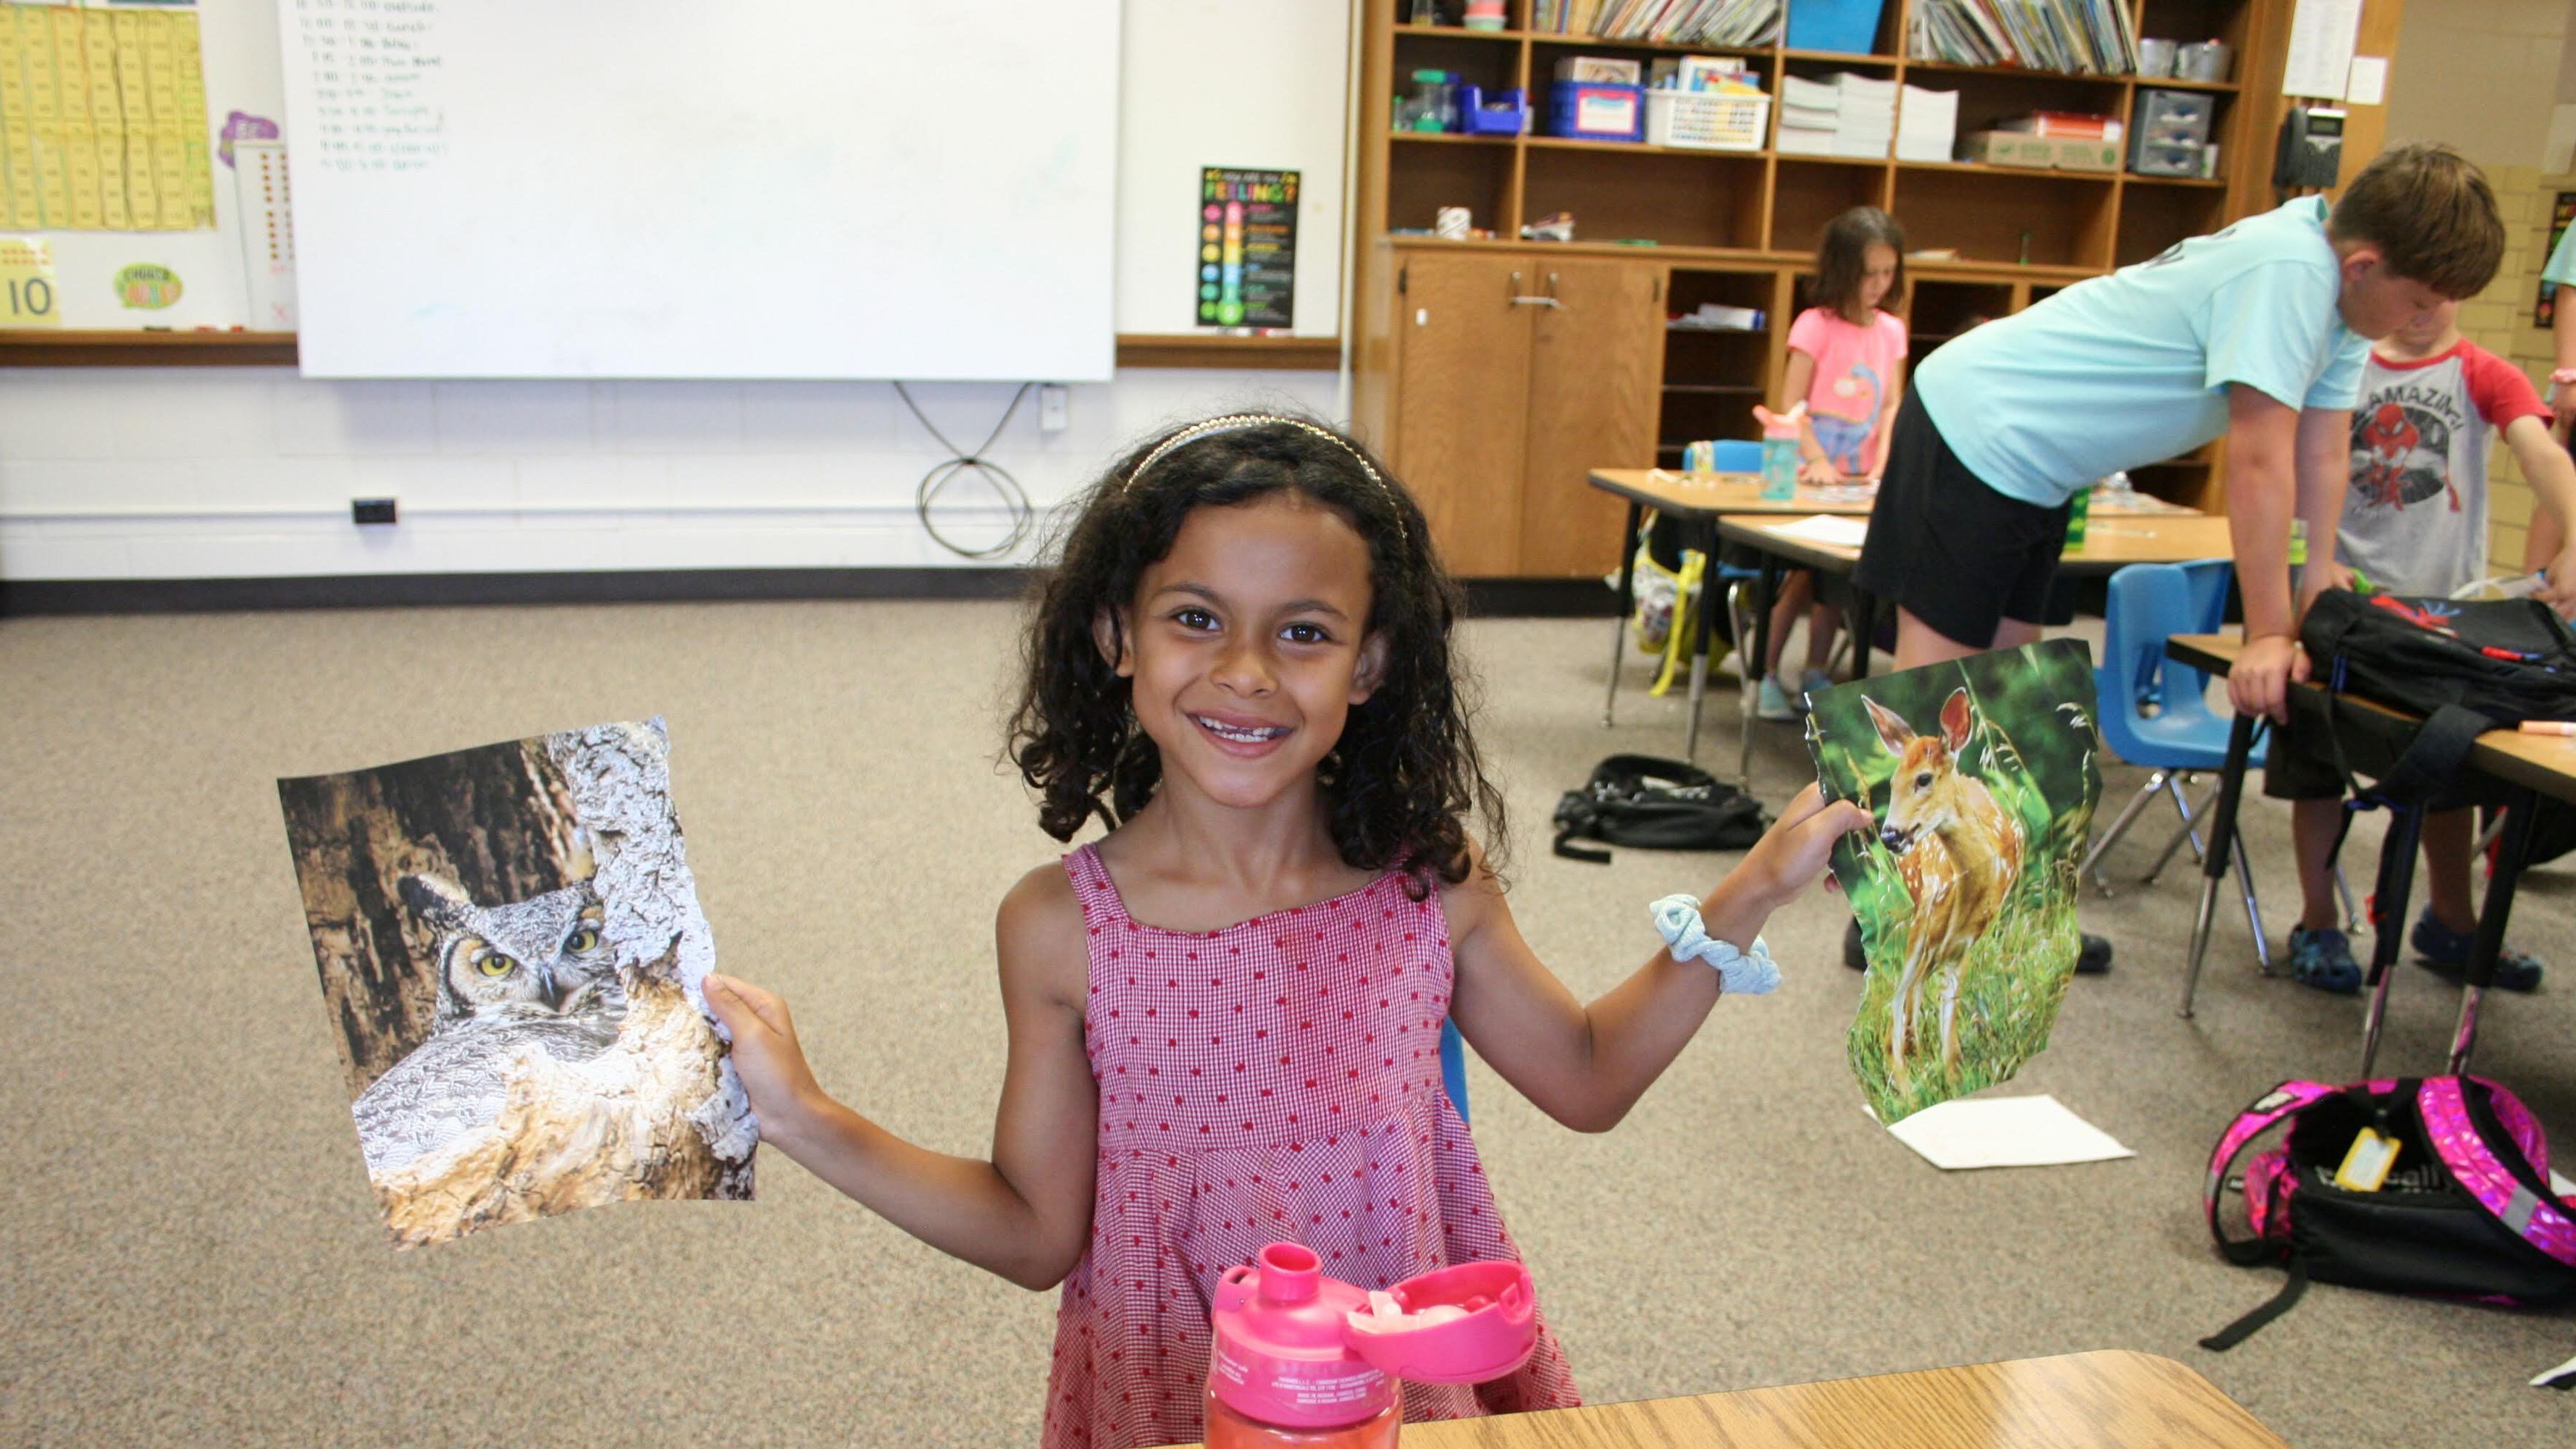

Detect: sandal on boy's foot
[2286,924,2362,995]
[1755,674,1799,722]
[2074,932,2113,975]
[2409,909,2544,992]
[1845,918,1868,971]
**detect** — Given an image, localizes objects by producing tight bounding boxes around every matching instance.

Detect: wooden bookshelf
[1351,0,2291,574]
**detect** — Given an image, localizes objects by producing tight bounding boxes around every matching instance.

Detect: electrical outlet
[1038,384,1070,433]
[351,497,398,526]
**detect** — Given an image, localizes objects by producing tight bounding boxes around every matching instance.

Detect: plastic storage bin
[1785,0,1887,55]
[2129,139,2206,177]
[1548,81,1645,142]
[1459,85,1531,135]
[1645,90,1769,150]
[2134,88,2215,144]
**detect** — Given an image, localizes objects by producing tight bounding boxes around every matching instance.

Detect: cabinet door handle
[1507,269,1563,308]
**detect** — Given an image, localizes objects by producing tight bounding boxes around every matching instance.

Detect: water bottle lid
[1207,1244,1541,1430]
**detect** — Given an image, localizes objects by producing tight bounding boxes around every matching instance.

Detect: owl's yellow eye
[565,928,600,953]
[477,952,517,978]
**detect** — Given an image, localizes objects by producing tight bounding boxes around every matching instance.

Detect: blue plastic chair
[2082,562,2278,975]
[1438,1019,1469,1123]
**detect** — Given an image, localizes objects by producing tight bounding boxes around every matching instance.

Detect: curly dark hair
[1006,415,1505,895]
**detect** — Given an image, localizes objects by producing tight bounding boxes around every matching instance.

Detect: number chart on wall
[277,0,1120,380]
[0,1,217,233]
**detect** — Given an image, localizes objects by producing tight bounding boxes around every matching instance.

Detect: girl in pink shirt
[1759,208,1909,721]
[702,415,1867,1449]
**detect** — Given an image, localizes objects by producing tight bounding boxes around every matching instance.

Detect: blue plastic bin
[1786,0,1887,55]
[1547,81,1644,143]
[1459,85,1530,136]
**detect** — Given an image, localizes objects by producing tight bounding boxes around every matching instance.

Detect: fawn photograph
[277,719,755,1248]
[1804,641,2102,1124]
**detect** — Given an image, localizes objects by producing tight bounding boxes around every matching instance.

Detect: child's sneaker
[2287,924,2362,994]
[1756,674,1798,721]
[1800,668,1834,697]
[2409,909,2543,992]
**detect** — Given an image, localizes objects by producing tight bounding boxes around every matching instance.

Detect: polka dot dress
[1039,844,1579,1449]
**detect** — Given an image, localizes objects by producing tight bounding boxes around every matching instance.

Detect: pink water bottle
[1204,1242,1540,1449]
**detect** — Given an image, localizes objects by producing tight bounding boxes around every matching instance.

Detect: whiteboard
[275,0,1120,380]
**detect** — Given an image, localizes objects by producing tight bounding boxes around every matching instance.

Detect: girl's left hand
[1703,784,1873,944]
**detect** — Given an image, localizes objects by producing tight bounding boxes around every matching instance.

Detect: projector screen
[277,1,1119,380]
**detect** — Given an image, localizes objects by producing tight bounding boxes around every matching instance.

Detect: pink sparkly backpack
[2200,1076,2576,1350]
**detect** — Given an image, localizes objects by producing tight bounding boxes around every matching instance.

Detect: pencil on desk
[2518,721,2576,736]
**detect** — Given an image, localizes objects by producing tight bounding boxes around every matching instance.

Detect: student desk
[1173,1350,2286,1448]
[2165,632,2576,1076]
[1713,513,2233,786]
[1587,468,1881,770]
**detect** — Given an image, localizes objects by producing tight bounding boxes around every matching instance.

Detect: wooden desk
[1585,470,1884,767]
[1587,468,1883,518]
[1711,514,2232,786]
[2166,632,2576,1074]
[1178,1351,2285,1449]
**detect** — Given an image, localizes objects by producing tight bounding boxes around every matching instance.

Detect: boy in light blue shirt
[1850,144,2504,975]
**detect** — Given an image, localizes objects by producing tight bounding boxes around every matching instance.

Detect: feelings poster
[1803,642,2102,1124]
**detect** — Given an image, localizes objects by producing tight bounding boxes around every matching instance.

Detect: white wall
[0,369,1341,580]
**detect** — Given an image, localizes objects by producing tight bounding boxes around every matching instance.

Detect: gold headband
[1122,413,1408,545]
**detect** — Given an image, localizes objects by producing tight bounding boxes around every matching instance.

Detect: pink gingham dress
[1039,844,1580,1449]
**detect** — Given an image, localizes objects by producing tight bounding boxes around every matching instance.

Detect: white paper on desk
[1767,514,1871,547]
[1882,1094,2134,1169]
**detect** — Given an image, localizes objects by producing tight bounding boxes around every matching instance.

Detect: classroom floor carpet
[4,600,2572,1448]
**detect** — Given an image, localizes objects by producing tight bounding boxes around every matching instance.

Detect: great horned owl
[398,873,616,1025]
[351,874,626,1178]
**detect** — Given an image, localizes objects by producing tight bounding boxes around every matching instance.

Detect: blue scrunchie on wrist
[1650,894,1779,996]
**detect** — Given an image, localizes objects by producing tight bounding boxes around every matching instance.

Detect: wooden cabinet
[1389,252,1661,578]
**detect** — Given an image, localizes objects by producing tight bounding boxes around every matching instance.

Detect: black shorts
[2262,697,2345,802]
[1853,392,2074,650]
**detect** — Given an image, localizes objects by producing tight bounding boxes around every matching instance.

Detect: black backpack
[2298,592,2576,802]
[2297,592,2576,864]
[1551,755,1767,863]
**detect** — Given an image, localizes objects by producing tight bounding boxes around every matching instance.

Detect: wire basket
[1645,91,1769,151]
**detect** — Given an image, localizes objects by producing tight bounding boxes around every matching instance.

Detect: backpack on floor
[2200,1075,2576,1350]
[1551,755,1766,863]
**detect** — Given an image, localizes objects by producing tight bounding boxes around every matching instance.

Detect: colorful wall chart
[1196,166,1296,330]
[0,1,215,232]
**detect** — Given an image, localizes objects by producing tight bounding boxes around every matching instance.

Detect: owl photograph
[278,718,755,1248]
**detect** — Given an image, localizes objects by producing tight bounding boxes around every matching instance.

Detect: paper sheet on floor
[1881,1093,2133,1169]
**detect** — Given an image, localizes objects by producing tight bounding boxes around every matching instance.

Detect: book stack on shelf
[1907,0,2141,74]
[1895,84,1960,162]
[1530,0,1783,43]
[1777,72,1895,159]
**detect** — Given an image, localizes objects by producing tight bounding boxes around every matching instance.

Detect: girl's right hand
[1797,456,1841,487]
[703,973,825,1136]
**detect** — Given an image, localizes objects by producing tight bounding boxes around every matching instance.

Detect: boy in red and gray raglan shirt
[2270,298,2576,994]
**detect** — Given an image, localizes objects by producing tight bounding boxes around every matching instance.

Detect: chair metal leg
[2081,770,2170,894]
[2143,778,2220,886]
[2359,805,2427,1080]
[1685,519,1723,767]
[2334,866,2359,933]
[1603,501,1641,727]
[2182,715,2260,1019]
[2231,827,2273,973]
[2451,793,2540,1075]
[1735,553,1781,789]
